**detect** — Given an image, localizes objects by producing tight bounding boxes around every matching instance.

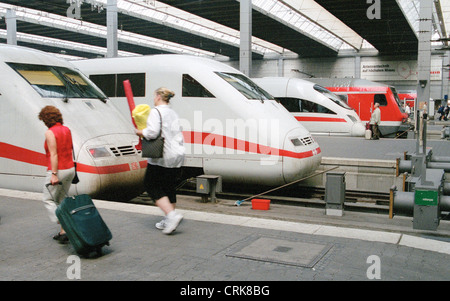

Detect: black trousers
[144,163,181,203]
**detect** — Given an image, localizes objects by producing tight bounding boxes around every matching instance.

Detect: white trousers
[42,168,75,223]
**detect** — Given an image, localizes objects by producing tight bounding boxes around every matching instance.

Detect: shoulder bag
[141,108,164,158]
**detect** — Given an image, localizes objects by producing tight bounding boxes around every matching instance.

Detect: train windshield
[7,62,107,101]
[215,72,274,101]
[313,84,352,110]
[390,87,405,113]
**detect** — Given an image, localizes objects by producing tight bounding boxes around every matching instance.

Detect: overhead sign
[361,59,442,81]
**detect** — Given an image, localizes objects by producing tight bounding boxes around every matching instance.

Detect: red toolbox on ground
[251,199,270,210]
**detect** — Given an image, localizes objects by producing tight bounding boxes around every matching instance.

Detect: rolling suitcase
[47,183,112,257]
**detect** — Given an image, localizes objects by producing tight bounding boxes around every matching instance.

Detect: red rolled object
[123,79,142,150]
[123,79,137,127]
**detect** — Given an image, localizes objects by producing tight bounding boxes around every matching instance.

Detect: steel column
[416,0,432,117]
[240,0,252,76]
[107,0,118,58]
[6,9,17,45]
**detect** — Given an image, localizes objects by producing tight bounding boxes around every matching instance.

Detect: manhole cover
[226,235,333,268]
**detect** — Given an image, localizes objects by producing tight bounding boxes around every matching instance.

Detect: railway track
[133,179,391,215]
[181,185,390,214]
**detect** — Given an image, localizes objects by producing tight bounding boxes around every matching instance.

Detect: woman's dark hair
[38,105,63,128]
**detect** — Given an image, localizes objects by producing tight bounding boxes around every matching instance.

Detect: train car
[252,77,366,137]
[0,45,145,201]
[74,55,322,186]
[398,90,416,108]
[308,78,410,137]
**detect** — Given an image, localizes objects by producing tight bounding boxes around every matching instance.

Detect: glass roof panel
[0,3,222,58]
[253,0,371,52]
[110,0,286,55]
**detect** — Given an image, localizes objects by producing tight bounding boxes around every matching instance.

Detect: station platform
[314,134,449,161]
[1,188,449,283]
[310,133,450,194]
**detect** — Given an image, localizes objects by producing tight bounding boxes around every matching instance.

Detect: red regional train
[309,78,410,137]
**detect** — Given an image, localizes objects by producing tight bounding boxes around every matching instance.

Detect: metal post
[354,55,361,78]
[6,9,17,45]
[107,0,118,58]
[277,57,284,77]
[416,0,432,117]
[240,0,252,77]
[441,51,449,100]
[325,172,346,216]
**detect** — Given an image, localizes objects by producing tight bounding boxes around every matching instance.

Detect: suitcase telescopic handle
[45,182,70,201]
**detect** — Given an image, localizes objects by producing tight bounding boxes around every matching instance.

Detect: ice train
[252,77,366,137]
[0,45,144,200]
[74,55,322,186]
[308,78,410,137]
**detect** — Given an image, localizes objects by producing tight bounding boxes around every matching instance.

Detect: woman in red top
[38,106,75,243]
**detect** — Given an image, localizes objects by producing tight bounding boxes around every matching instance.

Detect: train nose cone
[75,135,145,201]
[282,128,322,184]
[351,122,366,137]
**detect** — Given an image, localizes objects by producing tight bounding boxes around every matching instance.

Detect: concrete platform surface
[1,188,449,284]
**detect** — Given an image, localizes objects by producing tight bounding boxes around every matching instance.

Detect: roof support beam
[0,29,138,58]
[0,3,219,58]
[6,9,17,45]
[282,0,363,49]
[240,0,252,76]
[250,0,367,52]
[433,0,447,45]
[86,0,286,56]
[107,0,118,58]
[416,0,433,118]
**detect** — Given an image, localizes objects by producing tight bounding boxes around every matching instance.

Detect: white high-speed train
[252,77,366,137]
[0,45,144,200]
[74,55,322,186]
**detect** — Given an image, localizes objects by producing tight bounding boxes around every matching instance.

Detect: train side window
[374,94,387,106]
[338,94,348,102]
[89,74,116,97]
[90,73,145,98]
[214,72,273,101]
[300,99,317,112]
[117,73,146,97]
[276,97,300,112]
[300,99,335,114]
[182,74,215,97]
[313,84,352,110]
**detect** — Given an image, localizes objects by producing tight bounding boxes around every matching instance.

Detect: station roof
[0,0,446,61]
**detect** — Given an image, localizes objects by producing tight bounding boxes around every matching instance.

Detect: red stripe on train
[182,131,321,159]
[294,116,346,122]
[1,131,321,175]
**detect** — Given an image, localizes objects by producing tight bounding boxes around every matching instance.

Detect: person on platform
[38,106,75,243]
[136,87,185,234]
[369,102,381,140]
[405,103,411,117]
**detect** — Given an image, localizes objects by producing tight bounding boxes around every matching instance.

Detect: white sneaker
[155,217,167,230]
[162,212,183,234]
